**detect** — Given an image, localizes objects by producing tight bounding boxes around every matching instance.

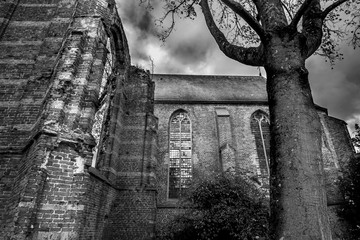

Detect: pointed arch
[110,25,130,70]
[168,110,192,199]
[250,110,270,179]
[91,23,129,169]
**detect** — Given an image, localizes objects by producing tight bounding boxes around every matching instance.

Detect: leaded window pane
[168,111,192,199]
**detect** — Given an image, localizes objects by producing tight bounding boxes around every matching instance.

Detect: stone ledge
[88,166,112,186]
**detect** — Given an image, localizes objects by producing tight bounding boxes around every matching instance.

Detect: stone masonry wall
[0,0,159,239]
[154,102,354,238]
[0,0,78,150]
[322,115,355,238]
[0,0,81,234]
[101,67,158,240]
[154,103,269,231]
[154,103,269,202]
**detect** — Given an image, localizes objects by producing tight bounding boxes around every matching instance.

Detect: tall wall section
[0,1,158,239]
[153,86,354,239]
[154,103,270,232]
[101,67,158,240]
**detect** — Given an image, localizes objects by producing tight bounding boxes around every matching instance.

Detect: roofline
[155,99,329,113]
[152,73,266,79]
[327,115,348,125]
[152,73,328,114]
[314,104,328,115]
[154,99,269,105]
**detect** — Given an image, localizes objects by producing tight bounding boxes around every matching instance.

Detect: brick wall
[97,67,158,240]
[0,0,159,239]
[32,137,93,240]
[154,103,270,231]
[154,101,354,238]
[324,116,354,170]
[78,169,117,240]
[215,108,237,171]
[0,0,77,151]
[321,115,355,238]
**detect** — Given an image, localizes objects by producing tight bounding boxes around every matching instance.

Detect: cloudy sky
[116,0,360,134]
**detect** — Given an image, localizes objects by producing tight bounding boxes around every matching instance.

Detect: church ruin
[0,0,355,239]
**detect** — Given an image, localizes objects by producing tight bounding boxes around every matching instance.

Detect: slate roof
[152,74,268,103]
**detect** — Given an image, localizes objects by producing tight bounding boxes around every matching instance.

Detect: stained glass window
[168,111,192,199]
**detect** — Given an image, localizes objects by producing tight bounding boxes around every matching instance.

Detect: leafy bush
[158,173,269,240]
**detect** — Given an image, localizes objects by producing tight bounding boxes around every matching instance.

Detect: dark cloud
[116,0,161,61]
[164,20,214,65]
[117,1,159,36]
[307,47,360,130]
[170,40,210,63]
[336,47,360,86]
[117,1,217,71]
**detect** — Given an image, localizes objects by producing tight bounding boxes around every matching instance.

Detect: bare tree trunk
[265,35,332,240]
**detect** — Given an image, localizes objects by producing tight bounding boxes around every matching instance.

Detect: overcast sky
[116,0,360,134]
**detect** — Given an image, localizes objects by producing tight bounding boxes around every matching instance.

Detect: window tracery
[168,111,192,199]
[251,111,270,177]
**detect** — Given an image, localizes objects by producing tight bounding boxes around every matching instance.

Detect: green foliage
[158,173,269,240]
[338,153,360,239]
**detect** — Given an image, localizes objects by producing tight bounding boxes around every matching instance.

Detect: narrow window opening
[251,111,270,178]
[91,37,113,168]
[168,111,192,199]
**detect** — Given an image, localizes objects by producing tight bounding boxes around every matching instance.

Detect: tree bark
[265,33,332,240]
[199,1,334,238]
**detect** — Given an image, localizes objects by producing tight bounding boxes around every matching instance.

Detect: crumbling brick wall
[0,1,158,239]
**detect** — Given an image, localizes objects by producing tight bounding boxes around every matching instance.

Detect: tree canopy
[142,0,359,64]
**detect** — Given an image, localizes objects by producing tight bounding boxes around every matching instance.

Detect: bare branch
[289,0,317,29]
[321,0,349,19]
[156,0,198,41]
[220,0,266,41]
[200,0,264,66]
[161,0,187,21]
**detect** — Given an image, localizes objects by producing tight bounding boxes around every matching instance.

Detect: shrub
[158,173,269,240]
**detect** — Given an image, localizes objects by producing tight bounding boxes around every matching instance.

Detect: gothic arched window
[250,110,270,178]
[91,36,113,168]
[168,111,192,199]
